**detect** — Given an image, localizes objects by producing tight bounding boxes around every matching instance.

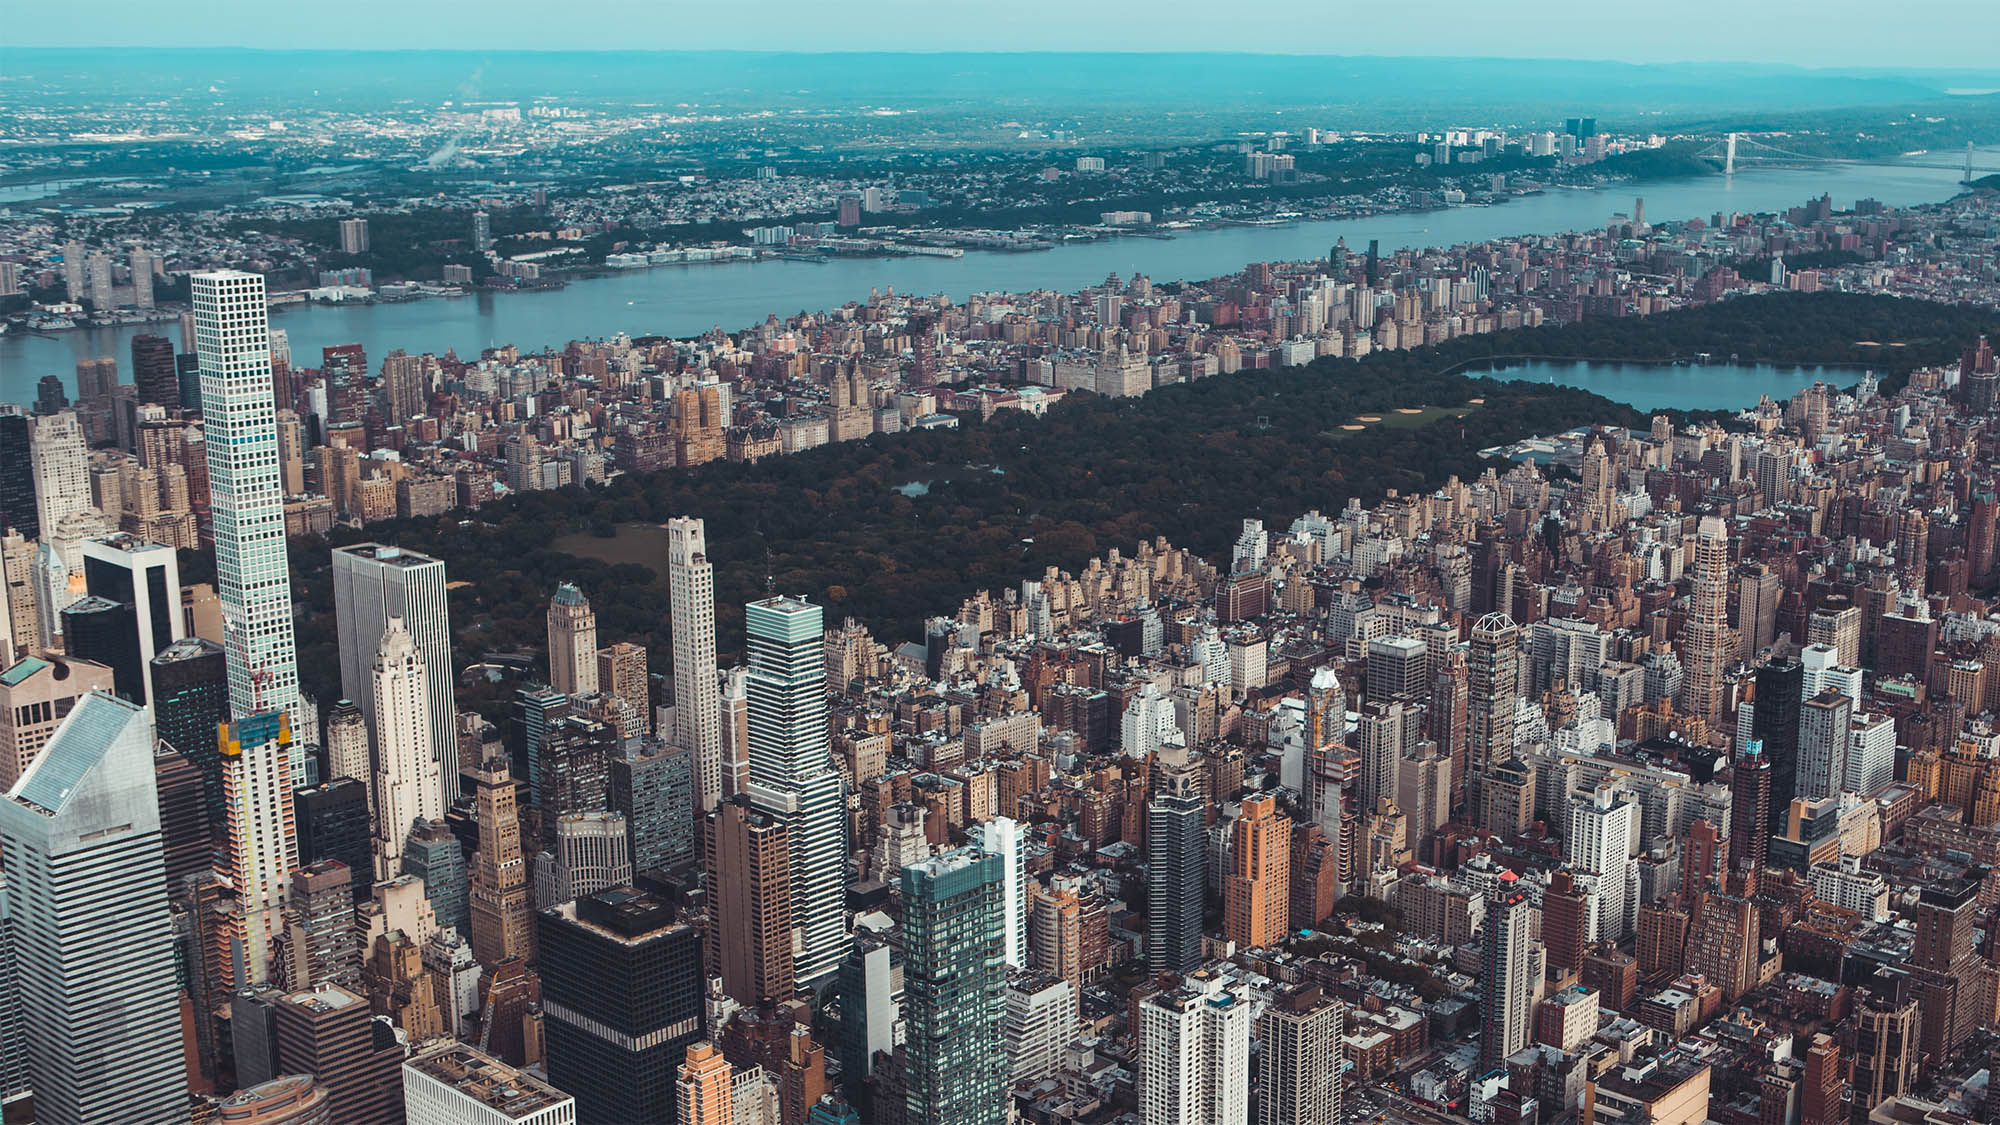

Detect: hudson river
[0,156,1982,405]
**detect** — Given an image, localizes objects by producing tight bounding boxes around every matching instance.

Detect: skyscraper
[294,777,372,903]
[1258,984,1343,1125]
[1797,690,1852,801]
[220,710,301,990]
[29,410,91,544]
[322,698,370,792]
[270,983,403,1124]
[535,715,614,848]
[677,1042,734,1125]
[371,618,442,881]
[1752,658,1804,831]
[80,532,184,704]
[1911,878,1979,1060]
[1541,870,1590,976]
[1730,740,1772,873]
[1147,744,1206,973]
[540,887,704,1124]
[514,681,570,802]
[537,810,634,905]
[1685,884,1757,1001]
[613,740,698,874]
[669,517,723,809]
[60,239,85,303]
[59,596,143,703]
[338,218,371,255]
[1365,634,1429,705]
[281,859,363,991]
[0,692,188,1121]
[706,795,796,1008]
[467,756,534,969]
[155,744,214,891]
[402,820,470,936]
[86,251,112,310]
[1567,785,1638,943]
[1139,971,1252,1125]
[194,270,300,723]
[901,849,1007,1125]
[1480,893,1537,1072]
[1004,971,1077,1086]
[598,640,651,738]
[406,1043,575,1125]
[1852,996,1918,1115]
[546,583,598,697]
[332,544,460,800]
[976,815,1027,968]
[1224,793,1291,950]
[1680,516,1732,724]
[0,531,36,662]
[1737,562,1781,661]
[131,332,178,407]
[1356,700,1418,814]
[1468,613,1520,795]
[155,640,230,818]
[744,596,849,984]
[0,409,37,543]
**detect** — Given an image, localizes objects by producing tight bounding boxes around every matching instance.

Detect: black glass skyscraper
[155,746,215,891]
[151,638,229,819]
[131,334,178,408]
[60,597,142,703]
[295,778,373,903]
[1146,763,1207,974]
[539,888,703,1123]
[1752,657,1804,831]
[175,354,201,413]
[0,411,36,541]
[34,377,66,416]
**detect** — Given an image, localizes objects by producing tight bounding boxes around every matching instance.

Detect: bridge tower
[1725,133,1737,176]
[1969,141,1977,184]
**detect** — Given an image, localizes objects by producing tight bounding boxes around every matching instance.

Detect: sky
[9,0,2000,71]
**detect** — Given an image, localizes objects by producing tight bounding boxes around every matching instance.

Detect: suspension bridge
[1692,135,2000,182]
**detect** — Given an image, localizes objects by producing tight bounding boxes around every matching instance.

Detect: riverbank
[4,155,1984,401]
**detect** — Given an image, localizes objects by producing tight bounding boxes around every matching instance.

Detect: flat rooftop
[406,1044,572,1118]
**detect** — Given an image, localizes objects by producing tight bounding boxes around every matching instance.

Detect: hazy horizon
[9,0,1999,70]
[6,45,2000,76]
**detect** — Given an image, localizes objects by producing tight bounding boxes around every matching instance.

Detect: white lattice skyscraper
[668,516,721,810]
[193,270,299,726]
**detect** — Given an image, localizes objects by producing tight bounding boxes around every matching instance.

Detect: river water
[1,156,1983,405]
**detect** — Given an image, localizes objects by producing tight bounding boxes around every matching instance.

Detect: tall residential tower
[744,596,850,984]
[669,517,722,810]
[194,270,299,723]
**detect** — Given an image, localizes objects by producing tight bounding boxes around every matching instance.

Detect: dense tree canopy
[278,292,2000,722]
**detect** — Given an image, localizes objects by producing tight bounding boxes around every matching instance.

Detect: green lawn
[551,522,674,583]
[1326,402,1480,437]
